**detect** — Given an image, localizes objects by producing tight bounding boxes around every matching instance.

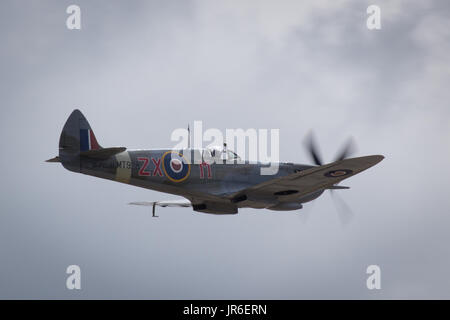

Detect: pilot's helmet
[208,146,223,158]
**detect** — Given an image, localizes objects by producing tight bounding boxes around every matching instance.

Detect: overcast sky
[1,0,450,299]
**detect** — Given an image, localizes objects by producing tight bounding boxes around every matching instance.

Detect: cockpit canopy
[179,147,241,164]
[205,146,240,161]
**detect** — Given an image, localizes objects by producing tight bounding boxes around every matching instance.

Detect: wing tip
[128,202,155,206]
[371,154,385,164]
[350,154,384,164]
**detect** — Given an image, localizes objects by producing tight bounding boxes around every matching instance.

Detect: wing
[230,155,384,202]
[129,198,192,216]
[129,199,192,208]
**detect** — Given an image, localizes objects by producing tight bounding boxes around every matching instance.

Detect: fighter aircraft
[47,110,384,216]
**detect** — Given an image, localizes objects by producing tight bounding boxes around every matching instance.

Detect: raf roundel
[162,151,191,182]
[324,169,353,178]
[170,159,183,173]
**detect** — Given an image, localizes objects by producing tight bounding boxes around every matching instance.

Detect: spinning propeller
[304,132,357,225]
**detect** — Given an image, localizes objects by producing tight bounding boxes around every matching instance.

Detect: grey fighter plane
[47,110,384,216]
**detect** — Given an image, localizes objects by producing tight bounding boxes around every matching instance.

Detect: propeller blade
[304,132,323,166]
[333,137,356,162]
[330,190,354,225]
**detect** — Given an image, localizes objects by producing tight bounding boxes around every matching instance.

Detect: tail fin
[47,110,126,171]
[59,109,102,154]
[57,109,102,172]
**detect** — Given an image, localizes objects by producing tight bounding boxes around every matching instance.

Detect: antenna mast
[187,124,191,149]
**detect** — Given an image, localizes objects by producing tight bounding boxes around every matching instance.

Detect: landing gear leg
[152,203,159,218]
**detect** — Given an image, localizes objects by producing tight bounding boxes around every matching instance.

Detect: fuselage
[52,109,383,215]
[62,148,323,210]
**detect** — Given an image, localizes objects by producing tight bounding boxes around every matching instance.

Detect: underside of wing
[129,198,192,216]
[129,199,192,207]
[231,155,384,204]
[129,198,238,215]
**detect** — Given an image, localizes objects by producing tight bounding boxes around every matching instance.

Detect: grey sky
[1,0,450,299]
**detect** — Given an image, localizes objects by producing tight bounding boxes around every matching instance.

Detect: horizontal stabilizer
[80,147,126,159]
